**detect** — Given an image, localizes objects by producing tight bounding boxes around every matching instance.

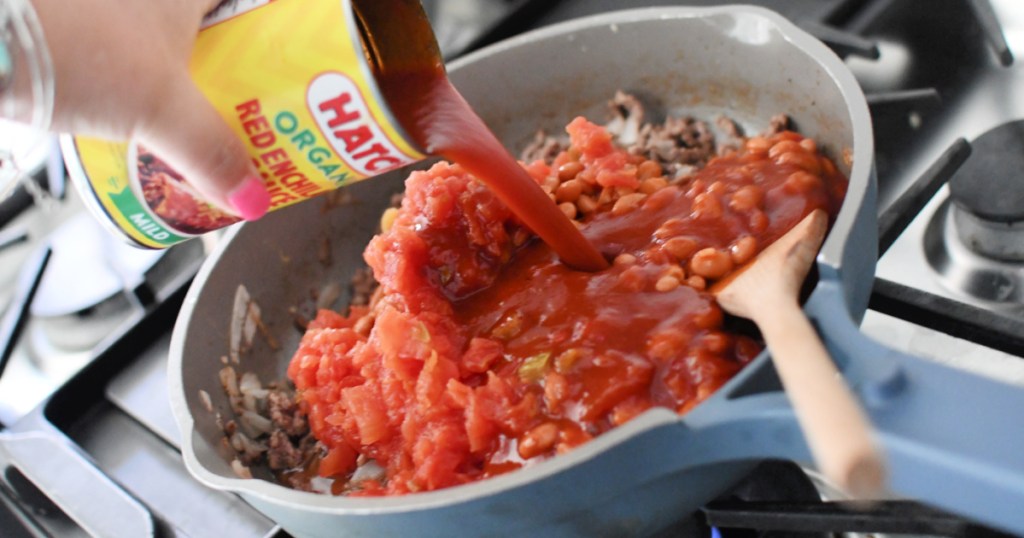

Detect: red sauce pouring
[379,67,608,272]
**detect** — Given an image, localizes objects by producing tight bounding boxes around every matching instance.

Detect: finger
[135,76,269,220]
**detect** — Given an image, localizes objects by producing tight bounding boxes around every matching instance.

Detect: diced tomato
[286,126,847,496]
[319,443,358,478]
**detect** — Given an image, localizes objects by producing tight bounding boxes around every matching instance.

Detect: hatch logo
[307,72,416,178]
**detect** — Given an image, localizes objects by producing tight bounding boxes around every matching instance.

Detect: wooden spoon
[711,209,886,497]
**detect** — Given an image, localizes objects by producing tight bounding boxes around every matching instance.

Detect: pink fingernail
[228,175,270,221]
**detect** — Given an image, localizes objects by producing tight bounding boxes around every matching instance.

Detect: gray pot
[169,6,1024,537]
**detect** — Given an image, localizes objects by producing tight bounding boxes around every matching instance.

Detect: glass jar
[0,0,54,201]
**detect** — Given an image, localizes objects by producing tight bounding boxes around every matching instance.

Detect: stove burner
[918,121,1024,307]
[924,198,1024,305]
[948,121,1024,261]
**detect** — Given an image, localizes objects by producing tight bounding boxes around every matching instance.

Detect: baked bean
[567,147,581,161]
[749,209,769,233]
[518,422,559,459]
[613,253,637,265]
[615,185,637,197]
[597,186,615,206]
[639,176,669,195]
[662,236,698,261]
[686,275,707,290]
[577,168,597,186]
[557,161,584,181]
[637,160,663,180]
[576,194,598,214]
[615,265,647,292]
[729,236,758,265]
[380,207,399,233]
[555,348,587,373]
[768,140,803,160]
[685,179,707,198]
[693,303,724,330]
[707,181,729,197]
[776,151,821,174]
[655,274,681,292]
[821,156,837,177]
[745,136,771,154]
[665,265,686,280]
[541,174,560,193]
[647,331,689,362]
[643,186,675,211]
[690,247,734,280]
[556,179,584,203]
[491,311,523,340]
[548,192,557,203]
[654,218,687,240]
[555,427,592,455]
[558,202,577,220]
[799,138,817,153]
[784,171,823,193]
[612,193,646,215]
[691,192,723,220]
[728,184,764,212]
[701,331,732,354]
[544,372,569,408]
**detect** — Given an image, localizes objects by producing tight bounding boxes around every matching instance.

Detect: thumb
[135,76,269,221]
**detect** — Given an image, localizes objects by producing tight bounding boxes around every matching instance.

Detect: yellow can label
[63,0,425,248]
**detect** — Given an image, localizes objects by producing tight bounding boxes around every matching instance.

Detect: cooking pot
[169,6,1024,537]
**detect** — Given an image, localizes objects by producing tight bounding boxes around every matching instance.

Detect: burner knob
[948,121,1024,261]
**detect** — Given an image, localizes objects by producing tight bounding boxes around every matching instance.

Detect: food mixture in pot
[215,93,848,496]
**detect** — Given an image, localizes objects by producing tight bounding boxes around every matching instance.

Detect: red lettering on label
[265,182,297,207]
[236,99,261,121]
[365,156,402,172]
[260,148,288,167]
[269,158,297,178]
[308,74,417,177]
[251,130,276,149]
[243,116,271,136]
[333,125,373,154]
[351,143,389,161]
[319,93,360,128]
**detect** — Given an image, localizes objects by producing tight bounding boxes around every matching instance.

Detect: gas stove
[1,1,1023,537]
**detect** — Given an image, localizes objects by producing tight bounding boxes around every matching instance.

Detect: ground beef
[519,129,566,164]
[766,113,791,135]
[267,430,304,470]
[521,91,781,183]
[348,267,377,308]
[268,390,307,437]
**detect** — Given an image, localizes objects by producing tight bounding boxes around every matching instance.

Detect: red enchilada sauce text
[287,118,847,495]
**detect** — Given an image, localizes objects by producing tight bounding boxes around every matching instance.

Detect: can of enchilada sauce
[60,0,441,249]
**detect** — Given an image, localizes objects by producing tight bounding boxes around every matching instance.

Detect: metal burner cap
[949,121,1024,223]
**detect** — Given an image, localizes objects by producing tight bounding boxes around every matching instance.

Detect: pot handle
[0,430,155,537]
[810,279,1024,535]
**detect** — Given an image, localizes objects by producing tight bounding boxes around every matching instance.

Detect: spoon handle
[756,299,886,497]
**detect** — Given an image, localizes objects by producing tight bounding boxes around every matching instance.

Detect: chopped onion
[351,459,385,483]
[230,285,251,363]
[231,459,253,479]
[239,372,269,399]
[219,367,239,398]
[316,282,343,310]
[241,410,274,436]
[198,389,213,413]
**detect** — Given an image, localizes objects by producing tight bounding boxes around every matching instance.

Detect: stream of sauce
[378,67,609,272]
